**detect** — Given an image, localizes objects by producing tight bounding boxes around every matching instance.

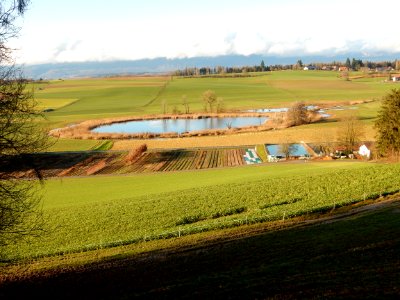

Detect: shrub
[125,144,147,165]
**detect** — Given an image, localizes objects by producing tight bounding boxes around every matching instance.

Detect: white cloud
[9,0,400,64]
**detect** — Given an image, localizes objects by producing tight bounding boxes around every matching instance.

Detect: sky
[9,0,400,65]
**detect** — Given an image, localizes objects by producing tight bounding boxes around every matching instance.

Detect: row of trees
[174,58,400,76]
[174,60,269,77]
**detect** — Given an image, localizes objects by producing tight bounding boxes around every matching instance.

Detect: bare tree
[336,113,365,155]
[202,90,217,113]
[279,142,297,159]
[0,0,49,248]
[161,99,167,114]
[216,97,225,113]
[279,143,291,159]
[182,95,189,114]
[286,101,309,126]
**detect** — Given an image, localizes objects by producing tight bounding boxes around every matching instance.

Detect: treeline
[174,58,400,76]
[343,58,399,71]
[174,61,269,76]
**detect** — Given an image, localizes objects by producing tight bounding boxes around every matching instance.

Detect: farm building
[358,144,371,158]
[392,75,400,82]
[338,66,348,72]
[304,65,317,71]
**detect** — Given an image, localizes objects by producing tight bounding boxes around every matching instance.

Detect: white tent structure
[358,144,371,158]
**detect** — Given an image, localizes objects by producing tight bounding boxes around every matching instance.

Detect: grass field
[33,76,169,128]
[2,199,398,299]
[36,71,397,130]
[46,137,112,152]
[3,161,400,262]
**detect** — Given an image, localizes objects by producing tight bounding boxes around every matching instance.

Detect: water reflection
[93,116,268,134]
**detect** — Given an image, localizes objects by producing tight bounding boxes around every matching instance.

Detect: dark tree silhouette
[0,0,49,248]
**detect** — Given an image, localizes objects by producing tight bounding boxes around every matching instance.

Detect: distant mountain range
[21,53,400,79]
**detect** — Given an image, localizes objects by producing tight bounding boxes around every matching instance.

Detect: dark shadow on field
[0,152,99,177]
[358,116,376,121]
[1,201,400,300]
[146,150,182,163]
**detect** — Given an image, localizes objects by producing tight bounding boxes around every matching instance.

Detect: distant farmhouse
[392,75,400,82]
[303,65,317,71]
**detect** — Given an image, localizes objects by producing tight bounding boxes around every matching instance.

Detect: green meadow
[37,71,396,128]
[4,161,400,261]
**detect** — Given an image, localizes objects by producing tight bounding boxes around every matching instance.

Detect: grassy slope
[34,77,168,128]
[41,161,364,209]
[1,199,399,299]
[4,161,400,261]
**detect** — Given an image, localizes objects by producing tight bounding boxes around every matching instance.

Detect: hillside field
[3,161,400,262]
[2,199,399,299]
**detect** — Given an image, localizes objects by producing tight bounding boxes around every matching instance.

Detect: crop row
[129,148,246,173]
[4,148,249,178]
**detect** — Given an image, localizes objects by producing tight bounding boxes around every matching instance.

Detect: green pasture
[34,71,398,130]
[46,137,112,152]
[161,71,392,112]
[33,77,168,127]
[36,98,78,110]
[3,161,400,261]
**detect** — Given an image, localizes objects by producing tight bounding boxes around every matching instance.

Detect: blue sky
[10,0,400,64]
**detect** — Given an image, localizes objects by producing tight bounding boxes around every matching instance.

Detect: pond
[92,116,269,135]
[266,143,310,157]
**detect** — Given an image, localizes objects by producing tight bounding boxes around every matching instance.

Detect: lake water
[93,116,269,134]
[266,144,310,157]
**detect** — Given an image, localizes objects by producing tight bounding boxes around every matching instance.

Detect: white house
[304,65,316,71]
[358,144,371,158]
[392,75,400,82]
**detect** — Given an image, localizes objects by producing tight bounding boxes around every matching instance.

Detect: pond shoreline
[49,110,323,140]
[49,112,279,140]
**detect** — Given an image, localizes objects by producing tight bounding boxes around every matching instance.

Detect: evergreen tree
[375,89,400,159]
[260,60,266,71]
[345,58,351,69]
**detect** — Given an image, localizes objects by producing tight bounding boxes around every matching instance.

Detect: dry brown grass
[125,144,147,165]
[86,159,107,175]
[112,123,377,151]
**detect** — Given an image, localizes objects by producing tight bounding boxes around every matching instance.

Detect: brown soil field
[1,147,258,178]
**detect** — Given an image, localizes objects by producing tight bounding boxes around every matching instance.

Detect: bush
[125,144,147,165]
